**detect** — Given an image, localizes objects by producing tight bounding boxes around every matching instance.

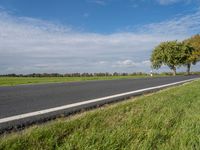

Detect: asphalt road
[0,75,199,131]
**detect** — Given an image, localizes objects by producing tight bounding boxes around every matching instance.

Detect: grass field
[1,73,199,86]
[0,80,199,149]
[0,75,153,86]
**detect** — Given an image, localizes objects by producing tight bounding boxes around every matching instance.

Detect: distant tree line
[0,72,148,77]
[151,34,200,75]
[1,72,199,77]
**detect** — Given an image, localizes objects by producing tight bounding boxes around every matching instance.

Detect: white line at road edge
[0,78,199,124]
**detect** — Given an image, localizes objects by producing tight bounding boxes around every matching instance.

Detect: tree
[150,41,183,76]
[183,34,200,74]
[185,34,200,55]
[180,43,196,75]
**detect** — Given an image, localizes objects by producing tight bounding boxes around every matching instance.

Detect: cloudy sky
[0,0,200,74]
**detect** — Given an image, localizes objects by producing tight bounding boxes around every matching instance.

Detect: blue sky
[0,0,200,74]
[0,0,198,33]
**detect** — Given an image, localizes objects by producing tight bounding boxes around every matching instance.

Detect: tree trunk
[172,67,176,76]
[187,63,191,75]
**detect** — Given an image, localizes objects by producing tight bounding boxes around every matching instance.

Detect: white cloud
[139,8,200,36]
[98,61,108,65]
[113,60,151,68]
[142,60,151,66]
[116,60,138,67]
[156,0,191,5]
[83,13,90,18]
[86,0,106,6]
[0,8,200,74]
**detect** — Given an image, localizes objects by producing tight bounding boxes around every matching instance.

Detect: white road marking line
[0,78,198,124]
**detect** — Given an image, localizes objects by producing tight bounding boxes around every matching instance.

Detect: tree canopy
[184,34,200,53]
[181,34,200,74]
[184,34,200,61]
[151,41,183,75]
[180,42,196,74]
[151,34,200,75]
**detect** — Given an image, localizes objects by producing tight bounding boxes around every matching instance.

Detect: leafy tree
[183,34,200,74]
[185,34,200,55]
[151,41,183,76]
[180,43,196,75]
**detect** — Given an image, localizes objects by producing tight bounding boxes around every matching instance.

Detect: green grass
[0,75,154,86]
[0,80,200,150]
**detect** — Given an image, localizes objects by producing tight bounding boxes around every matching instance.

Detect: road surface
[0,75,199,132]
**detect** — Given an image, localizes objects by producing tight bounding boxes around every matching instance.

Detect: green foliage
[184,34,200,61]
[151,41,183,75]
[180,43,196,64]
[151,34,200,74]
[1,80,200,149]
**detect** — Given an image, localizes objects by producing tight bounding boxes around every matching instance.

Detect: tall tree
[183,34,200,74]
[185,34,200,54]
[151,41,183,76]
[180,43,196,75]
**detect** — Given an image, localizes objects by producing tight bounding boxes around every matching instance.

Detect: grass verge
[0,80,200,150]
[0,75,152,86]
